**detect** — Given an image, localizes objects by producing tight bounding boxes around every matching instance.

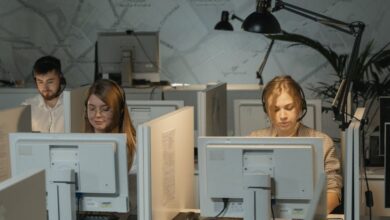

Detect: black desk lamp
[215,0,365,128]
[214,2,278,85]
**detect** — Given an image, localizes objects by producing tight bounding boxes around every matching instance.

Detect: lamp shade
[242,10,281,34]
[214,11,234,31]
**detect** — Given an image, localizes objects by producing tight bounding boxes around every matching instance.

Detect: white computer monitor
[0,105,31,182]
[137,107,195,220]
[9,133,129,220]
[198,136,326,220]
[0,169,46,219]
[97,31,160,84]
[126,100,184,129]
[226,84,262,136]
[233,99,322,136]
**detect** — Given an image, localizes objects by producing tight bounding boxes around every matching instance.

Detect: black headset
[261,81,307,121]
[107,79,126,116]
[32,55,67,97]
[84,79,127,128]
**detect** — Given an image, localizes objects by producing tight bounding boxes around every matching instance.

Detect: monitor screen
[198,136,326,220]
[97,31,160,85]
[9,133,129,220]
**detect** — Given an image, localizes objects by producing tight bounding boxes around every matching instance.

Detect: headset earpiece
[261,91,268,114]
[298,87,307,121]
[107,79,126,119]
[60,74,66,85]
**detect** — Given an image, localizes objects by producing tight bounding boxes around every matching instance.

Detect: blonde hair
[262,75,305,119]
[84,79,136,169]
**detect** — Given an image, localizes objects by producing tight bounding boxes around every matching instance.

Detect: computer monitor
[97,31,160,85]
[137,107,195,220]
[0,105,31,182]
[379,96,390,205]
[226,84,262,136]
[198,136,326,220]
[9,133,129,220]
[233,99,322,136]
[0,169,46,219]
[126,100,184,129]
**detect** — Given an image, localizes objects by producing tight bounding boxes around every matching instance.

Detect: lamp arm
[332,24,365,129]
[273,0,356,35]
[271,0,366,128]
[231,14,244,22]
[257,39,275,85]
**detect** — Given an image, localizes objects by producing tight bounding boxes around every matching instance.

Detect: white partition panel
[197,83,227,137]
[0,169,46,220]
[63,85,89,133]
[0,106,31,182]
[137,107,195,220]
[0,87,37,110]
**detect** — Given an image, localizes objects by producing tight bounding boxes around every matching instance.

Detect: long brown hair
[84,79,136,169]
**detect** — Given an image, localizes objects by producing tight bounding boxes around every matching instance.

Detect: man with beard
[22,55,66,132]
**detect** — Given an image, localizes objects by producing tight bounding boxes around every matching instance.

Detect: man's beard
[40,88,60,101]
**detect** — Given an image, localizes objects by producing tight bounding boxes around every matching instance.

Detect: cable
[149,86,158,100]
[214,198,229,218]
[361,123,373,220]
[76,192,82,220]
[336,110,368,130]
[271,199,276,220]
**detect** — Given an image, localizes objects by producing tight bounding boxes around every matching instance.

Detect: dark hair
[33,55,62,76]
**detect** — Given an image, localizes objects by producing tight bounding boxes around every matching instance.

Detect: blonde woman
[250,75,342,213]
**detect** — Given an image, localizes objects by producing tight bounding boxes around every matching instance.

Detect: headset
[84,79,127,131]
[261,79,307,121]
[107,79,127,117]
[32,55,67,98]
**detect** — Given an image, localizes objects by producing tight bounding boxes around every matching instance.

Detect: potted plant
[267,31,390,164]
[266,32,390,110]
